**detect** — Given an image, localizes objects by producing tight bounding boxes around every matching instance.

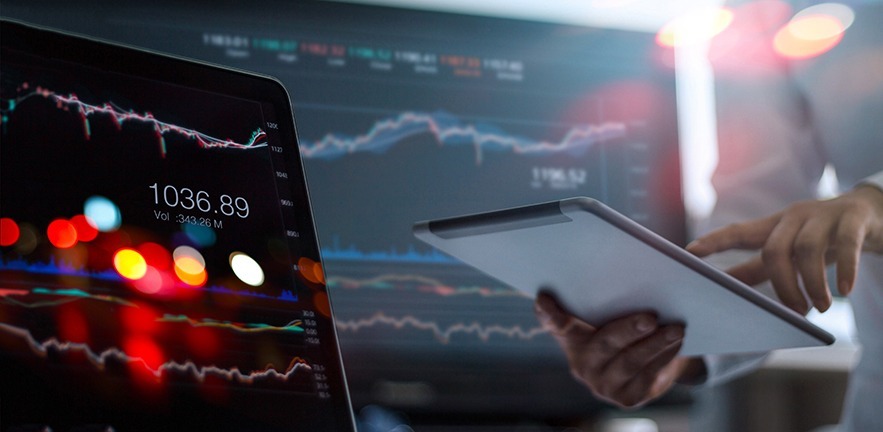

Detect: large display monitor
[1,0,684,421]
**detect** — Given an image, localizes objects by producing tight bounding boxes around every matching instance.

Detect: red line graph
[3,84,267,157]
[0,322,311,384]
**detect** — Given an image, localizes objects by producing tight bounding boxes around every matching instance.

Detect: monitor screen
[1,0,684,420]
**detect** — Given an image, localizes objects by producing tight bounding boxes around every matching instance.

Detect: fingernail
[535,294,563,329]
[686,239,705,251]
[665,326,684,342]
[788,302,809,316]
[534,303,553,327]
[635,316,654,333]
[839,280,852,296]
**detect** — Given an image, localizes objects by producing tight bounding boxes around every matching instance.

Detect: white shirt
[700,4,883,431]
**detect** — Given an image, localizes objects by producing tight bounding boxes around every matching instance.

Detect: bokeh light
[47,219,78,249]
[313,291,331,318]
[229,252,265,287]
[186,326,221,361]
[121,305,160,334]
[57,306,89,343]
[298,257,325,284]
[84,195,122,232]
[132,266,164,294]
[793,3,854,30]
[657,7,734,47]
[70,214,99,242]
[114,248,148,280]
[123,336,165,380]
[182,224,216,247]
[773,3,852,59]
[0,217,20,246]
[13,223,39,255]
[138,242,172,271]
[173,245,207,287]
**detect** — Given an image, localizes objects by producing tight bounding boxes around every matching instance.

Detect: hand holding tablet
[414,197,834,356]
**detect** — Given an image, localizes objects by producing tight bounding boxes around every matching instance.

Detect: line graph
[0,259,298,303]
[299,110,626,164]
[0,322,312,384]
[1,84,267,157]
[334,311,548,344]
[321,239,457,264]
[0,287,137,308]
[326,273,525,298]
[157,314,305,334]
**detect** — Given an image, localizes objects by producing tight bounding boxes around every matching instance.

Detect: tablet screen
[0,21,354,430]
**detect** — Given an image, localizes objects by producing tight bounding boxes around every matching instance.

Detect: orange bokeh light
[174,257,208,287]
[114,248,148,280]
[0,217,20,246]
[47,219,78,249]
[298,257,325,284]
[774,15,844,59]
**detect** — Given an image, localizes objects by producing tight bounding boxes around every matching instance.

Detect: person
[533,2,883,430]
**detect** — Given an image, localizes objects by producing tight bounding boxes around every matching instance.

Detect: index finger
[687,213,783,257]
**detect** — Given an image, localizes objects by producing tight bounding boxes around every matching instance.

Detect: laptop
[0,19,355,430]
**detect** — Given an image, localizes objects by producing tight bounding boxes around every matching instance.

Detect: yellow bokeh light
[114,248,147,280]
[788,15,844,40]
[657,8,734,48]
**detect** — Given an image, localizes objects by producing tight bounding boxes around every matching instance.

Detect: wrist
[849,185,883,254]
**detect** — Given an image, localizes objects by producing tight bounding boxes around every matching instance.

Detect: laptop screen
[0,20,355,430]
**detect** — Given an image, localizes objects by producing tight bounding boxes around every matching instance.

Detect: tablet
[0,20,355,430]
[414,197,835,355]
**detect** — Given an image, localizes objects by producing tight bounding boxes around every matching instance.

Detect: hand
[687,185,883,314]
[534,292,703,409]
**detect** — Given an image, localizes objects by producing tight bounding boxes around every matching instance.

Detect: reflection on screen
[1,1,684,419]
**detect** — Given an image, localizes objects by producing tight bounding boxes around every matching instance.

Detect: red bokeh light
[124,336,166,387]
[0,217,20,246]
[70,215,99,242]
[47,219,78,249]
[121,304,160,335]
[138,242,172,271]
[186,326,221,361]
[57,306,90,343]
